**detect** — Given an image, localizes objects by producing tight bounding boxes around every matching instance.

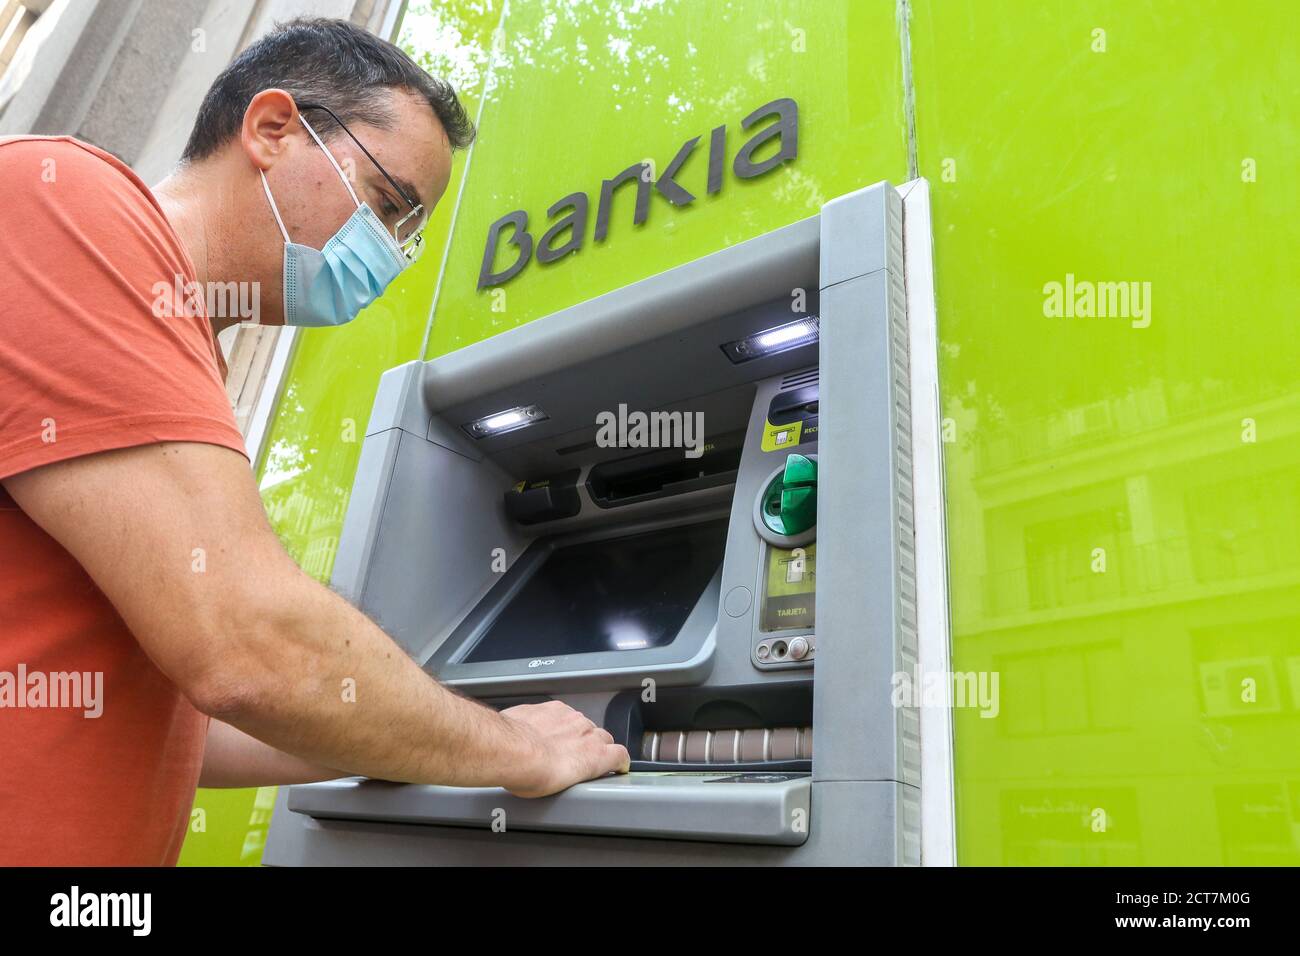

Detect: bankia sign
[477,97,799,289]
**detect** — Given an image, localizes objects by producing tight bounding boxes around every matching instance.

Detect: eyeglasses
[297,102,427,262]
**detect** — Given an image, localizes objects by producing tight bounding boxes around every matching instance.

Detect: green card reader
[760,454,818,537]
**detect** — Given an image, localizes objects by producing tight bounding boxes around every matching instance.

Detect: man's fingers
[607,743,631,774]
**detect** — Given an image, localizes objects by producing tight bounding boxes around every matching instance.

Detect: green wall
[183,0,1300,865]
[912,0,1300,865]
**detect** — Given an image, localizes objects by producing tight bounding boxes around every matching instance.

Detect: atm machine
[263,180,947,866]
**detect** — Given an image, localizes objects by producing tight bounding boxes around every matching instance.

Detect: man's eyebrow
[390,174,426,213]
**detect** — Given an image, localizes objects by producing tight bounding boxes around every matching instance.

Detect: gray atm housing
[264,181,923,866]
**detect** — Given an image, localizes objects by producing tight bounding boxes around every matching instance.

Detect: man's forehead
[346,102,448,211]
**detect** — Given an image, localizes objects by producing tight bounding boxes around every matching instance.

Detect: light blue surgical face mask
[260,115,409,328]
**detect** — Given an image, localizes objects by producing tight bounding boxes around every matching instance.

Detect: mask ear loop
[259,170,292,245]
[300,114,363,209]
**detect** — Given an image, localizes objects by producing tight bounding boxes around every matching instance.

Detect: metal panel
[288,772,811,846]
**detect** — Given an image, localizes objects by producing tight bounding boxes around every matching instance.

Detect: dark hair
[181,17,474,162]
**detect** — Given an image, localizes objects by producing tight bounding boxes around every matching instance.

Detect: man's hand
[498,701,630,798]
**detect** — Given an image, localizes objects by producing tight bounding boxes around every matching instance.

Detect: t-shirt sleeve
[0,138,248,481]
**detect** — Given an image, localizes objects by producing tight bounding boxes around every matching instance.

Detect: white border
[897,178,956,866]
[379,0,405,40]
[243,326,297,472]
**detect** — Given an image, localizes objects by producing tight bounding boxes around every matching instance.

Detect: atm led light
[756,320,816,349]
[463,404,548,438]
[721,316,819,364]
[483,410,524,430]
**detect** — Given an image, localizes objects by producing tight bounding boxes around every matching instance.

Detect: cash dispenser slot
[586,431,744,508]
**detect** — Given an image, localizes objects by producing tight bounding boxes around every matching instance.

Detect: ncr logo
[478,97,799,289]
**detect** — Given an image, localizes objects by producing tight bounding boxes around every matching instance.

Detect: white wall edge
[243,325,297,473]
[897,177,957,866]
[379,0,405,40]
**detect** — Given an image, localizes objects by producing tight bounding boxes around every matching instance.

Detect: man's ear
[241,89,299,170]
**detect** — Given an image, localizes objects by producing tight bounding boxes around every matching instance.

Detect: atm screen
[462,520,729,663]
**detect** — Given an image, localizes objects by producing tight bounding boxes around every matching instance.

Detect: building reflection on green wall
[913,0,1300,864]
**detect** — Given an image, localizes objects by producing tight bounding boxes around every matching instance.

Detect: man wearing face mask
[0,18,628,866]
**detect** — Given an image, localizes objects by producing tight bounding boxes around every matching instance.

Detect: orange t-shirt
[0,136,248,865]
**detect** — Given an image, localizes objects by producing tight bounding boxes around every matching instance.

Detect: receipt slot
[263,180,943,866]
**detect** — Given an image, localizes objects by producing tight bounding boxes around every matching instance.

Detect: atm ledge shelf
[288,772,810,846]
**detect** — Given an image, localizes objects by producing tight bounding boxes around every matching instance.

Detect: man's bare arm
[4,442,628,796]
[200,719,345,788]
